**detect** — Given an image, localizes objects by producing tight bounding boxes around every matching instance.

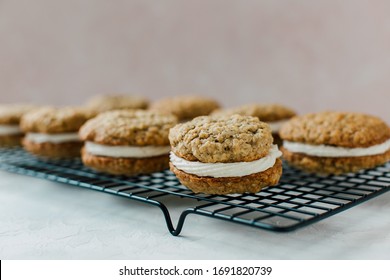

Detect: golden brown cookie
[22,140,83,158]
[81,148,169,176]
[169,115,283,194]
[280,111,390,174]
[20,107,94,133]
[79,110,177,176]
[281,147,390,175]
[280,111,389,148]
[170,159,282,194]
[0,135,23,147]
[0,104,37,147]
[87,94,149,112]
[169,115,273,163]
[0,104,37,125]
[79,110,176,146]
[150,95,220,121]
[212,103,296,146]
[20,107,94,158]
[212,104,296,122]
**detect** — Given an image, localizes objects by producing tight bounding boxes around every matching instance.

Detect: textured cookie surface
[0,135,23,147]
[23,139,82,158]
[150,96,220,121]
[280,112,390,148]
[212,104,296,122]
[87,95,149,112]
[82,149,169,176]
[79,110,177,146]
[169,115,273,163]
[281,147,390,175]
[21,107,94,133]
[170,158,282,194]
[0,104,37,125]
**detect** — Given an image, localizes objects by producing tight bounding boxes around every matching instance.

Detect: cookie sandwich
[0,104,36,146]
[212,103,296,146]
[20,107,94,158]
[150,95,220,122]
[87,94,149,113]
[169,115,283,194]
[79,110,177,176]
[280,111,390,174]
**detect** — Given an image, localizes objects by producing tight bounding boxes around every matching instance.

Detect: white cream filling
[283,139,390,157]
[85,141,171,158]
[26,132,81,144]
[268,120,287,133]
[0,125,22,136]
[170,145,282,178]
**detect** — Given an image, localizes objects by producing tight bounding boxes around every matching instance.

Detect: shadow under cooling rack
[0,147,389,236]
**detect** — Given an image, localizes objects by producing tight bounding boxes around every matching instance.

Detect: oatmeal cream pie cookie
[20,107,95,158]
[0,104,37,146]
[169,115,283,194]
[150,95,220,122]
[79,110,177,176]
[87,94,149,113]
[280,111,390,174]
[212,104,296,146]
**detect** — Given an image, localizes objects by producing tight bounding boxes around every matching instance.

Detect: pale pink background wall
[0,0,389,121]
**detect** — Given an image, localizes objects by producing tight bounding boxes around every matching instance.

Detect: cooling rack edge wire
[0,147,389,236]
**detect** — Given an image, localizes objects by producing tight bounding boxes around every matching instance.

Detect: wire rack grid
[0,147,389,236]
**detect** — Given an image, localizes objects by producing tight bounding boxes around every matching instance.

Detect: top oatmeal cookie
[0,104,38,125]
[20,107,95,133]
[150,95,220,121]
[280,111,390,148]
[169,114,273,163]
[79,110,178,146]
[87,94,149,112]
[212,104,296,122]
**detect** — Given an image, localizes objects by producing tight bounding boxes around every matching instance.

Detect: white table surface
[0,170,389,260]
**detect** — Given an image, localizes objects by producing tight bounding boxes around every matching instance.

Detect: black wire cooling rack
[0,147,389,236]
